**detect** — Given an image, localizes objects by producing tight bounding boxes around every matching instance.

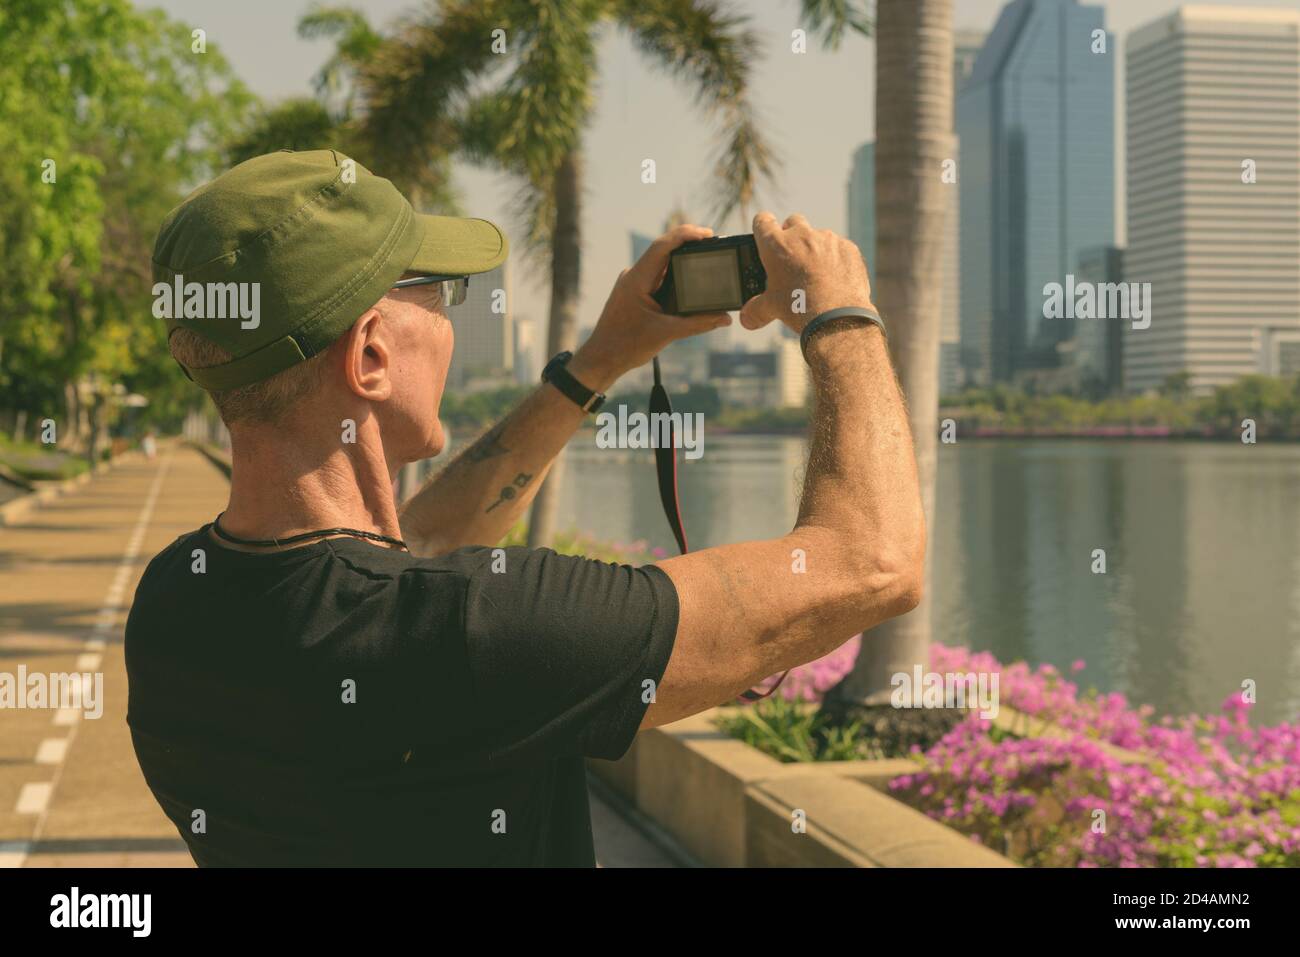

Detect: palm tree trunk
[527,149,583,548]
[827,0,953,706]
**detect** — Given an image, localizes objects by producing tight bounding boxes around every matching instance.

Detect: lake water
[538,435,1300,725]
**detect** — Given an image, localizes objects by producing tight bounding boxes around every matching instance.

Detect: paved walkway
[0,443,675,867]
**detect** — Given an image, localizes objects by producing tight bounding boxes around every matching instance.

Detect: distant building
[1125,5,1300,393]
[847,143,875,276]
[947,30,985,395]
[513,316,537,385]
[708,350,803,408]
[775,338,809,407]
[958,0,1115,386]
[1072,246,1125,395]
[446,263,512,390]
[953,29,985,91]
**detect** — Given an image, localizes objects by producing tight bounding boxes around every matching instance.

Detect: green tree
[226,98,342,166]
[0,0,251,453]
[299,3,383,120]
[350,0,779,546]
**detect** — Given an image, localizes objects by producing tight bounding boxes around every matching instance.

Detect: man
[126,149,924,866]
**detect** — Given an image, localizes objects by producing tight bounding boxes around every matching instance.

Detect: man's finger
[628,223,714,288]
[753,211,780,244]
[751,211,783,267]
[738,296,776,330]
[783,213,811,231]
[666,310,732,340]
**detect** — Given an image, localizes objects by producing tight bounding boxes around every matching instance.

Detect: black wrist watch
[542,350,606,414]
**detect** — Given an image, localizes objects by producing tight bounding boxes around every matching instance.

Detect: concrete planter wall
[589,708,1016,868]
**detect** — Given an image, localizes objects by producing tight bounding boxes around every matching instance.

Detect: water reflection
[555,434,1300,724]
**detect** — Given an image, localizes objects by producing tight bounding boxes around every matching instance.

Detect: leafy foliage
[944,375,1300,438]
[0,0,251,431]
[356,0,779,258]
[714,695,879,762]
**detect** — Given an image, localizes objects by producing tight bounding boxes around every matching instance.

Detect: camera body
[652,234,767,315]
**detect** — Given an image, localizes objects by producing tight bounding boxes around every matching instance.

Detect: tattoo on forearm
[464,422,512,465]
[485,472,533,513]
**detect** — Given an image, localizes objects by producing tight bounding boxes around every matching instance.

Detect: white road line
[2,452,175,869]
[15,782,52,815]
[35,739,69,765]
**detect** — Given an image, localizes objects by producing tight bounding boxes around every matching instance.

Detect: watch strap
[800,306,887,361]
[542,351,606,413]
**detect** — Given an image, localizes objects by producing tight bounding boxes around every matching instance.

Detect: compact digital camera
[652,234,767,315]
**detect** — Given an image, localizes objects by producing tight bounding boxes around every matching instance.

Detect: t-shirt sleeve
[447,546,679,763]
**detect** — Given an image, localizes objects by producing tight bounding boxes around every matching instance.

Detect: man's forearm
[794,320,925,615]
[398,348,620,555]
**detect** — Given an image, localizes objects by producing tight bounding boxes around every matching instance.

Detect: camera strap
[650,356,788,703]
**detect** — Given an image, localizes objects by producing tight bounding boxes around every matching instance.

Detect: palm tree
[354,0,778,547]
[298,4,381,121]
[823,0,953,710]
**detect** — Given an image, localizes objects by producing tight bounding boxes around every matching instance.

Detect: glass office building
[958,0,1115,385]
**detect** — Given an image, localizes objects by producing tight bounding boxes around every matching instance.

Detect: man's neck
[220,418,403,542]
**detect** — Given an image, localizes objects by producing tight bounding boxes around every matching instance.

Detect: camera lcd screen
[674,248,743,311]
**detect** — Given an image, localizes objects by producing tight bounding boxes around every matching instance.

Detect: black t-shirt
[124,527,679,867]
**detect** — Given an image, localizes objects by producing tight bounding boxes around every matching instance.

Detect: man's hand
[573,224,733,388]
[739,212,875,334]
[646,211,923,729]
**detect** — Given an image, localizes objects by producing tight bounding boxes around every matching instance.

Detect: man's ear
[341,307,393,402]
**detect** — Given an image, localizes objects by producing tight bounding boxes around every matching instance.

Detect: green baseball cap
[152,149,508,391]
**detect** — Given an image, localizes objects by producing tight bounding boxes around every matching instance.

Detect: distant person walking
[140,430,157,461]
[126,149,924,866]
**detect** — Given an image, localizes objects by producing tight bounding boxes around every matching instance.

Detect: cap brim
[408,214,508,276]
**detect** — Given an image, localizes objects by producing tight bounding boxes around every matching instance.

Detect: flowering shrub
[723,639,1300,868]
[891,645,1300,868]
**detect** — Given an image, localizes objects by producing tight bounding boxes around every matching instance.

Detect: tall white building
[446,263,513,390]
[513,316,537,385]
[1125,6,1300,392]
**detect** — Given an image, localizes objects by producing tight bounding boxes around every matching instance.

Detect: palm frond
[357,0,506,204]
[456,0,601,258]
[616,0,780,225]
[298,5,382,117]
[798,0,874,51]
[225,97,339,167]
[498,0,600,184]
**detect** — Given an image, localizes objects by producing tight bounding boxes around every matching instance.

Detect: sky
[146,0,1300,349]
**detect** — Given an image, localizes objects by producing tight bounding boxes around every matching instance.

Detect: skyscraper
[847,142,875,276]
[446,262,513,390]
[513,316,537,385]
[957,0,1115,385]
[1125,6,1300,393]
